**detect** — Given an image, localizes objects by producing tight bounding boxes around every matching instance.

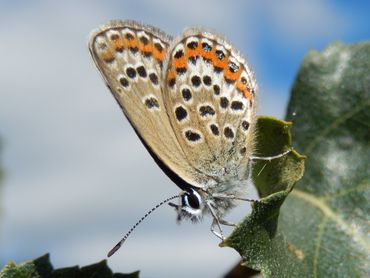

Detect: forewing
[89,21,208,187]
[162,28,257,180]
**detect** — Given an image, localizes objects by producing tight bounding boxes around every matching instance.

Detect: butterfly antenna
[107,194,179,257]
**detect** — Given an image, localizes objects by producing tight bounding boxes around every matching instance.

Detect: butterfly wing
[162,28,258,181]
[88,21,211,188]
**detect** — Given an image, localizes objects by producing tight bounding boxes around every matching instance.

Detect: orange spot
[200,45,214,61]
[173,56,187,69]
[237,80,253,100]
[101,50,114,62]
[224,67,242,81]
[153,45,166,61]
[167,68,176,81]
[212,52,228,70]
[186,40,202,58]
[126,37,138,50]
[243,88,253,100]
[139,41,153,54]
[112,37,124,51]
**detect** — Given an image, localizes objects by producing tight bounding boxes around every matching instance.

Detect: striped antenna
[107,194,179,257]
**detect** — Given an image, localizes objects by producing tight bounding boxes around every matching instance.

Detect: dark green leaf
[33,254,53,277]
[223,262,259,278]
[0,260,37,278]
[223,41,370,277]
[284,41,370,277]
[0,254,140,278]
[221,117,305,276]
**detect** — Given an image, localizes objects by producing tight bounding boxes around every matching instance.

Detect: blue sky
[0,1,369,278]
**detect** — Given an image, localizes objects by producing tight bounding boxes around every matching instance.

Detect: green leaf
[222,41,370,277]
[284,41,370,277]
[252,117,305,198]
[221,117,305,276]
[0,261,37,278]
[0,254,140,278]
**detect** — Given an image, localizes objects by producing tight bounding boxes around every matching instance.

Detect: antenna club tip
[107,243,121,257]
[106,194,179,257]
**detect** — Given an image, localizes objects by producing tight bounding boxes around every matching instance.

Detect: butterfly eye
[187,192,201,209]
[182,189,201,210]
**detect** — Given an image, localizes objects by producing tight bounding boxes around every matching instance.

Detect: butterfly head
[169,188,205,222]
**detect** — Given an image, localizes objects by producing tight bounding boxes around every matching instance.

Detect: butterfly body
[89,20,259,243]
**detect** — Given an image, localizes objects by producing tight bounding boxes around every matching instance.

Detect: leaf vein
[304,101,370,154]
[313,217,328,278]
[291,189,370,249]
[321,179,370,201]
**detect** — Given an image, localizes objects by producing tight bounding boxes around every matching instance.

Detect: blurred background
[0,1,369,277]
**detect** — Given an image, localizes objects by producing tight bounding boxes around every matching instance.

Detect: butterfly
[88,20,289,257]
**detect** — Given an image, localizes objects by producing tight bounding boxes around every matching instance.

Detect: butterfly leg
[213,193,256,202]
[168,201,183,222]
[210,219,225,240]
[210,217,237,240]
[219,219,236,227]
[249,148,292,161]
[207,201,225,240]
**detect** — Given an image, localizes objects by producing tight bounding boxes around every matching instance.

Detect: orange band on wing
[200,48,214,61]
[111,37,124,51]
[153,47,166,61]
[186,43,201,57]
[224,67,242,82]
[213,55,228,70]
[236,80,253,100]
[173,56,187,69]
[126,38,139,49]
[139,42,153,54]
[101,50,115,63]
[167,68,176,81]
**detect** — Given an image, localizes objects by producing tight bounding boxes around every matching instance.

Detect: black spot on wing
[191,75,201,87]
[187,41,198,49]
[224,127,234,139]
[126,67,136,79]
[210,124,220,136]
[242,120,250,131]
[213,84,220,95]
[231,101,244,111]
[199,105,215,117]
[175,106,188,122]
[185,130,201,142]
[119,77,129,87]
[220,97,229,109]
[137,66,147,78]
[149,73,158,85]
[203,76,212,86]
[145,97,160,109]
[182,88,192,101]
